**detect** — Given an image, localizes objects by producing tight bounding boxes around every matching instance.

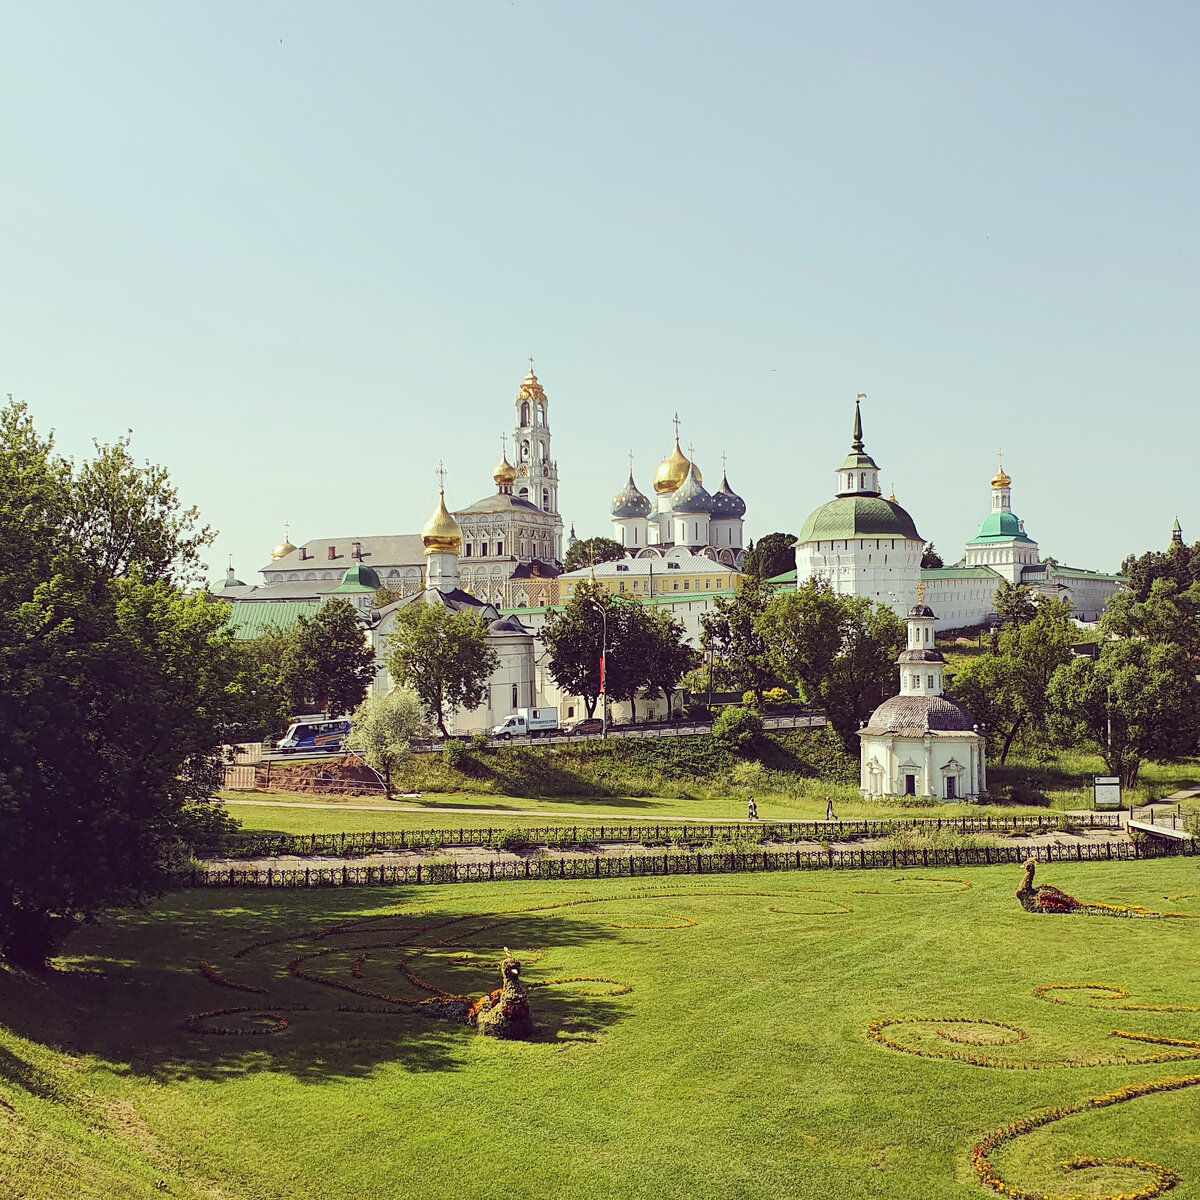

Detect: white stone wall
[859,732,986,800]
[795,537,923,616]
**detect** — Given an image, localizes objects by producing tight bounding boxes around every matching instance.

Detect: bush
[442,739,467,768]
[470,731,490,753]
[496,829,533,854]
[741,690,758,708]
[712,705,764,753]
[762,687,790,706]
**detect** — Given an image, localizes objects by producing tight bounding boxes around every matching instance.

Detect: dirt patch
[253,756,383,795]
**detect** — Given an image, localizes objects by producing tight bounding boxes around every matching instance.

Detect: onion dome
[671,461,713,515]
[710,470,746,518]
[271,534,297,561]
[907,603,937,620]
[517,367,546,402]
[493,453,516,487]
[991,453,1011,489]
[653,437,700,495]
[611,472,652,519]
[422,489,463,555]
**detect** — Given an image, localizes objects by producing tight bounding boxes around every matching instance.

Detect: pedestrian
[825,796,836,822]
[747,794,758,821]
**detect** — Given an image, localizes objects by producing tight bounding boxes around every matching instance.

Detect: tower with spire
[512,359,559,526]
[961,454,1039,583]
[794,396,923,614]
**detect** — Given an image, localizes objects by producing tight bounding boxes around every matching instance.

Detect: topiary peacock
[470,948,534,1039]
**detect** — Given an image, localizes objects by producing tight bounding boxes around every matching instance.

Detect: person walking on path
[825,796,836,822]
[747,795,758,821]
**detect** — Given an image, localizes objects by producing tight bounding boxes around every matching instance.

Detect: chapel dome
[611,473,652,519]
[493,454,516,486]
[653,438,700,495]
[422,491,463,554]
[333,561,382,591]
[863,693,977,735]
[671,462,713,515]
[970,510,1034,544]
[271,537,297,561]
[797,495,922,543]
[710,471,746,518]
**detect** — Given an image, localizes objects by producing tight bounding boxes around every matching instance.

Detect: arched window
[520,440,529,461]
[520,402,529,426]
[542,487,549,510]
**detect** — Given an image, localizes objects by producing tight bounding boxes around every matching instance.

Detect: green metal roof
[217,599,322,640]
[922,565,1004,580]
[836,450,880,473]
[797,496,921,543]
[767,569,797,585]
[967,510,1035,545]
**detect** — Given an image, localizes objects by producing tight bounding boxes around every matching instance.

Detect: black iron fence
[222,812,1122,860]
[184,830,1185,889]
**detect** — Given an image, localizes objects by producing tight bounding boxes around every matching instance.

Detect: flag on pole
[599,654,606,694]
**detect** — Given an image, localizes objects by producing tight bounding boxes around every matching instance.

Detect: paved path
[222,797,755,822]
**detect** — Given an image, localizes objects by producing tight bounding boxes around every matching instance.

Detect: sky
[2,1,1197,584]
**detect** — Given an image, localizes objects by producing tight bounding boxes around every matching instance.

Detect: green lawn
[218,787,1073,836]
[1,858,1198,1199]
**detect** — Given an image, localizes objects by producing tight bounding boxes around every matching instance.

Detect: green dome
[968,510,1034,544]
[797,496,922,543]
[332,561,382,592]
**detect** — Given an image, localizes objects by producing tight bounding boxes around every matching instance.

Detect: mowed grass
[219,788,1070,837]
[2,858,1198,1200]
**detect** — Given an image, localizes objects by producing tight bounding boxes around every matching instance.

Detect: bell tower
[512,359,563,560]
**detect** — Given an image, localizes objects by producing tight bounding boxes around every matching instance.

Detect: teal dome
[797,495,921,543]
[968,510,1034,544]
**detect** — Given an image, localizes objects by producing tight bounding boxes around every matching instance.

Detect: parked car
[568,717,604,736]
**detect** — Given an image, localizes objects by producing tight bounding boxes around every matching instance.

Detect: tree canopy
[742,532,796,580]
[698,576,779,703]
[755,580,905,747]
[562,536,626,574]
[920,542,943,569]
[0,400,247,968]
[383,603,499,736]
[350,688,428,798]
[279,599,377,717]
[948,596,1076,763]
[1120,537,1200,601]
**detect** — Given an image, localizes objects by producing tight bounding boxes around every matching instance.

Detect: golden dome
[653,438,701,495]
[271,536,297,561]
[493,454,516,486]
[991,453,1011,489]
[422,489,463,555]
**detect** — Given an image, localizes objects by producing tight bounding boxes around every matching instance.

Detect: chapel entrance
[905,774,916,796]
[945,776,956,800]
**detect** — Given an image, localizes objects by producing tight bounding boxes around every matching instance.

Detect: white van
[490,707,559,740]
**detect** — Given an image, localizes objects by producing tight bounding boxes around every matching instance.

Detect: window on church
[673,581,679,591]
[511,684,518,708]
[927,675,934,690]
[465,544,472,557]
[482,542,489,557]
[619,581,625,592]
[520,402,529,426]
[496,541,503,556]
[683,579,689,590]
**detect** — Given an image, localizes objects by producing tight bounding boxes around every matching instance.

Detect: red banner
[599,654,606,694]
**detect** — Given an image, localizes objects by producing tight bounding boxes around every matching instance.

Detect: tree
[279,599,377,717]
[1101,578,1200,659]
[948,596,1076,763]
[742,532,796,580]
[699,576,779,704]
[755,579,905,748]
[628,603,699,721]
[0,400,246,969]
[562,536,626,574]
[350,688,428,799]
[992,580,1038,629]
[1047,638,1200,788]
[384,603,499,737]
[711,705,763,752]
[1120,539,1200,601]
[224,627,292,738]
[921,542,943,569]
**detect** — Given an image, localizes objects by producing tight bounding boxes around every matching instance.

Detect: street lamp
[587,597,608,737]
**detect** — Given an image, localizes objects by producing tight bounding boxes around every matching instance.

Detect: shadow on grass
[0,889,626,1088]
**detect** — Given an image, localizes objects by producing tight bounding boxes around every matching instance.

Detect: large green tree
[383,603,499,737]
[1120,538,1200,601]
[948,596,1076,763]
[562,536,627,574]
[1048,638,1200,788]
[698,576,778,704]
[539,580,616,720]
[992,580,1038,629]
[636,605,701,721]
[350,688,428,799]
[755,580,905,747]
[742,532,796,580]
[0,400,246,969]
[279,599,377,717]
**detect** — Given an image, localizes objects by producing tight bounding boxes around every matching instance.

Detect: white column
[923,736,934,798]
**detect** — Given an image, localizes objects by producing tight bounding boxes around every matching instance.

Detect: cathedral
[607,419,748,566]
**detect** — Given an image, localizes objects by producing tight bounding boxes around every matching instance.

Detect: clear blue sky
[3,1,1196,583]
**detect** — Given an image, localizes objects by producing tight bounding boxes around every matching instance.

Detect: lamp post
[588,597,608,737]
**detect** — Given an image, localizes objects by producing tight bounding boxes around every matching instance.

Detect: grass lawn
[218,787,1076,837]
[1,858,1198,1199]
